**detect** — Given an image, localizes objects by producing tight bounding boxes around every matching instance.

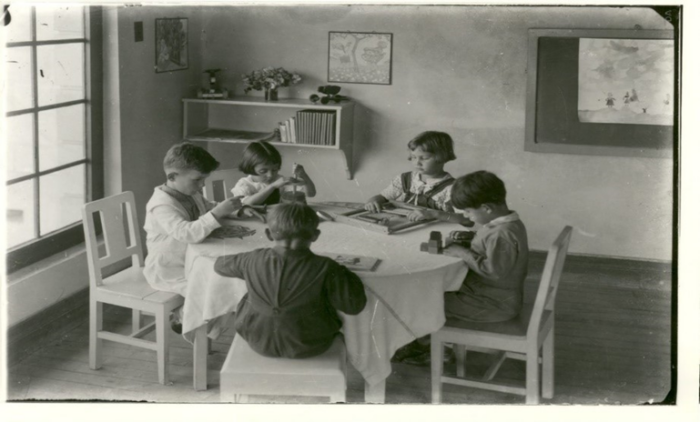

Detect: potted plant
[242,67,302,101]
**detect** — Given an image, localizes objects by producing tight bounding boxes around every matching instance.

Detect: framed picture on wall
[328,32,393,85]
[155,18,189,73]
[525,28,676,158]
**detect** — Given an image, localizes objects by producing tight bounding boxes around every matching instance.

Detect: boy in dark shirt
[214,203,367,358]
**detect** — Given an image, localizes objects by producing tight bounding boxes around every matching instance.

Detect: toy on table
[209,224,257,239]
[318,200,438,235]
[280,163,308,204]
[419,230,475,255]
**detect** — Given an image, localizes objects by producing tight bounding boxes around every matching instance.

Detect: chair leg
[132,309,142,334]
[454,344,466,378]
[431,337,443,404]
[525,346,540,404]
[155,307,169,385]
[89,300,103,370]
[542,329,554,399]
[330,390,346,403]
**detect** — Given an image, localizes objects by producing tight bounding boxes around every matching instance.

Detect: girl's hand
[292,163,308,179]
[212,196,243,219]
[364,201,383,213]
[407,209,430,222]
[239,206,266,223]
[270,176,292,189]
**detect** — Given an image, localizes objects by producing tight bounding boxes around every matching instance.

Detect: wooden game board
[323,200,438,234]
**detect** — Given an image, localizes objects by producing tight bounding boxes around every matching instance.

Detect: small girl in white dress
[231,141,317,206]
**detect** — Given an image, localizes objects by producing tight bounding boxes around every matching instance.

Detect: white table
[183,206,468,402]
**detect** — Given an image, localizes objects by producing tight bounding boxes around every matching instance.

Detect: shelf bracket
[338,144,353,180]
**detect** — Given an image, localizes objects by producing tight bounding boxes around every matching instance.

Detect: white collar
[483,211,520,229]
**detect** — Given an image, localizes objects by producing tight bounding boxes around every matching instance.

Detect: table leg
[193,325,208,391]
[364,379,386,403]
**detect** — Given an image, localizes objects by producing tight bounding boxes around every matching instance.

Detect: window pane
[7,179,37,249]
[6,114,35,180]
[37,43,85,106]
[5,47,34,112]
[40,164,85,235]
[38,104,85,171]
[36,5,84,41]
[5,4,33,43]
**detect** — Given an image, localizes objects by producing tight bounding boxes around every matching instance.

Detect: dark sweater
[214,246,367,358]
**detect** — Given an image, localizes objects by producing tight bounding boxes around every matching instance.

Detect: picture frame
[155,18,189,73]
[328,31,393,85]
[525,28,676,158]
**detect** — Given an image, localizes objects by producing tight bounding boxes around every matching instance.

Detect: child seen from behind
[214,203,367,358]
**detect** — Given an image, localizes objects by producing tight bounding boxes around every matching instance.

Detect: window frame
[5,6,103,273]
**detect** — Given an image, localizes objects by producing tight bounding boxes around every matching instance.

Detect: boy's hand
[364,201,383,213]
[407,209,430,222]
[442,243,468,259]
[212,196,243,219]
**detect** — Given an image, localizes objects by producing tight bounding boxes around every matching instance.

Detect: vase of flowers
[242,67,302,101]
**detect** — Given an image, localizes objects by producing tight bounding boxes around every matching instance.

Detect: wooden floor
[6,255,672,404]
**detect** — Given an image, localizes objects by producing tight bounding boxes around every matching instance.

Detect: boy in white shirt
[143,143,246,314]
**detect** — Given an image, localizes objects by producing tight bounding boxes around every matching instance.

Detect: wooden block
[420,242,429,252]
[430,231,442,242]
[428,240,441,255]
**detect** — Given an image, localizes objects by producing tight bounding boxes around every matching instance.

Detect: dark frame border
[525,28,675,158]
[327,31,393,85]
[155,17,189,73]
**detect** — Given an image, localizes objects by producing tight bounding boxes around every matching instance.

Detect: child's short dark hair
[451,171,507,209]
[163,142,220,173]
[407,131,457,163]
[238,141,283,175]
[267,203,319,241]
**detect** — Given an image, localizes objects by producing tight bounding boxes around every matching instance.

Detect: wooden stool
[220,335,347,403]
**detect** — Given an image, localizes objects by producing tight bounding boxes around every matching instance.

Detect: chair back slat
[526,226,573,339]
[82,192,144,287]
[203,169,242,202]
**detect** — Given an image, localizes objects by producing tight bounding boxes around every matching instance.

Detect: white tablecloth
[183,207,468,386]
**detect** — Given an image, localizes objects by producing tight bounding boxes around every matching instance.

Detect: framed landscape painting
[525,28,675,158]
[155,18,188,73]
[328,32,393,85]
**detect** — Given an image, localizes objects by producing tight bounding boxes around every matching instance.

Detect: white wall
[202,5,674,261]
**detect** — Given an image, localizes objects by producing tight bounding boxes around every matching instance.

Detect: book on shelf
[289,117,297,144]
[279,122,289,143]
[295,109,337,146]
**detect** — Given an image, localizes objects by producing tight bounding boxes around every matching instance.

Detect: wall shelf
[183,97,355,179]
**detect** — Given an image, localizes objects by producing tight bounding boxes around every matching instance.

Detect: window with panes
[4,5,101,272]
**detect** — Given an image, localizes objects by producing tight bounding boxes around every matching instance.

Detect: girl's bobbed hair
[238,141,282,175]
[407,131,457,163]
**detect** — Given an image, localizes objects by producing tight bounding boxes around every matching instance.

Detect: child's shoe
[391,340,429,363]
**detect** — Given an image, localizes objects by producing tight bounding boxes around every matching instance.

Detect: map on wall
[328,32,393,85]
[577,38,674,126]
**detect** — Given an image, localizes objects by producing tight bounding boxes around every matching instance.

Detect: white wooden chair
[82,191,184,385]
[431,226,573,404]
[203,169,243,202]
[220,335,348,403]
